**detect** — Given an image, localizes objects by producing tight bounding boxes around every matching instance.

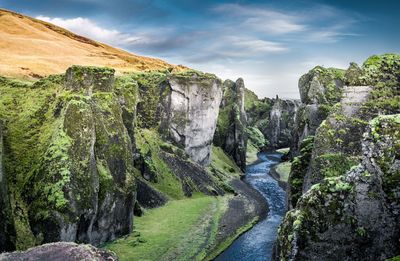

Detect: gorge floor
[215,152,286,261]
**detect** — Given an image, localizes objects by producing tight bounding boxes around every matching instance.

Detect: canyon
[0,8,399,261]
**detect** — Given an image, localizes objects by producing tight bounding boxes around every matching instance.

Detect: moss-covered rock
[287,136,314,209]
[214,78,247,170]
[275,54,400,261]
[0,66,137,249]
[0,122,15,252]
[274,115,400,261]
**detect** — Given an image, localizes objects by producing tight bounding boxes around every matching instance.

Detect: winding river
[215,152,286,261]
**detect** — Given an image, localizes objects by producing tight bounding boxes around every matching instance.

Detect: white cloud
[36,15,133,46]
[213,4,307,34]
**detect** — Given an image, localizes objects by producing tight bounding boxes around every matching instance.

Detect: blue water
[215,152,286,261]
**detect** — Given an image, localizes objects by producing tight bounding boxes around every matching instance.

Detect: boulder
[0,242,118,261]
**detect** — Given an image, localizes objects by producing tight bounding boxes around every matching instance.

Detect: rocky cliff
[0,66,234,252]
[290,66,345,157]
[163,72,222,166]
[214,78,247,170]
[0,122,15,252]
[264,98,300,149]
[275,53,400,260]
[245,95,299,150]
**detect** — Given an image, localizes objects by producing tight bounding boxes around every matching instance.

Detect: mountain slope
[0,9,186,79]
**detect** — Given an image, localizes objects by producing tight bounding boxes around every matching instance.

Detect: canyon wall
[275,54,400,260]
[214,78,247,170]
[0,67,227,251]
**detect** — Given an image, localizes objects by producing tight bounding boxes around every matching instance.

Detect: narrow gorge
[0,7,399,261]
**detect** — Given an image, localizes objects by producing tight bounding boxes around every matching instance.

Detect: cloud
[34,2,361,99]
[36,15,128,45]
[213,3,307,34]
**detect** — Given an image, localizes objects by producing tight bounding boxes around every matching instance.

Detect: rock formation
[164,72,222,166]
[245,95,300,150]
[0,122,15,252]
[214,78,247,170]
[290,66,345,157]
[0,242,118,261]
[264,97,300,149]
[276,54,400,260]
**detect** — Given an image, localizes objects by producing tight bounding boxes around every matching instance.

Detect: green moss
[208,145,242,179]
[361,54,400,115]
[246,127,266,149]
[134,129,185,199]
[288,136,314,208]
[369,115,400,203]
[244,88,259,111]
[246,140,259,164]
[314,153,359,179]
[129,72,167,129]
[275,161,292,182]
[0,75,64,249]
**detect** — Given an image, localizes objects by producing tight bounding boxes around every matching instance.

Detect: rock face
[275,115,400,261]
[276,54,400,260]
[33,66,136,245]
[0,123,15,252]
[0,242,118,261]
[0,66,137,250]
[265,97,300,148]
[245,95,299,150]
[290,66,345,157]
[163,72,222,166]
[214,78,247,170]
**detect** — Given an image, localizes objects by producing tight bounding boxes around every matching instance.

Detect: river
[215,152,286,261]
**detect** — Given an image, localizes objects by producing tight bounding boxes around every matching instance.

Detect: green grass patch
[205,216,259,260]
[134,129,185,199]
[246,141,259,164]
[275,161,292,182]
[276,147,290,154]
[209,146,242,178]
[104,196,227,261]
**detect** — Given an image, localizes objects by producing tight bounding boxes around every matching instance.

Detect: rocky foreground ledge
[0,242,117,261]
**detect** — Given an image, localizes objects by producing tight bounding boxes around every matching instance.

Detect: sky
[1,0,399,98]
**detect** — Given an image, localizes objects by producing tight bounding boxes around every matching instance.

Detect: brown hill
[0,8,187,79]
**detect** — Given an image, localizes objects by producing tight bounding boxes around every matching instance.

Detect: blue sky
[1,0,399,98]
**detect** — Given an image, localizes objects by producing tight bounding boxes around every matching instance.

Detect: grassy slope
[104,196,228,261]
[275,161,292,183]
[246,141,259,165]
[104,145,245,260]
[0,9,187,79]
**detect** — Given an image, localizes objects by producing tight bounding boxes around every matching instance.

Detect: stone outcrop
[31,66,136,246]
[274,115,400,261]
[264,97,300,148]
[276,54,400,260]
[290,66,345,157]
[245,95,299,150]
[163,72,222,166]
[214,78,247,170]
[0,242,118,261]
[0,66,137,250]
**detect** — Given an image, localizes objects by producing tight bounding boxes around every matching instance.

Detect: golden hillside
[0,9,186,79]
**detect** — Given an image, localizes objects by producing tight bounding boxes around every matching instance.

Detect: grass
[205,216,259,260]
[246,141,259,164]
[275,161,292,182]
[209,146,242,178]
[276,147,290,154]
[104,195,228,261]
